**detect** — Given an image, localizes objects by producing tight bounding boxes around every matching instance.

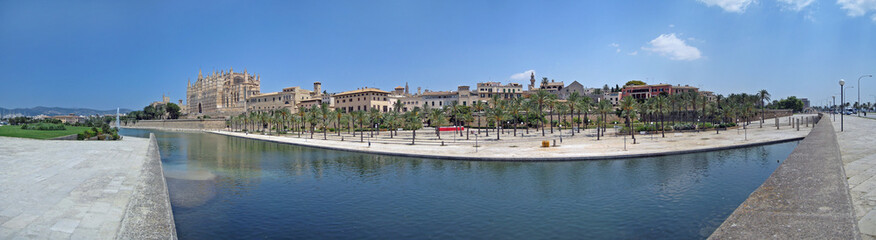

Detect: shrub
[20,123,66,131]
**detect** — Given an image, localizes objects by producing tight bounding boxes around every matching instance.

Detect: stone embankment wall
[117,133,178,239]
[709,114,859,239]
[123,119,226,131]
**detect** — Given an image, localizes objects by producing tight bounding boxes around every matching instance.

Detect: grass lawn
[0,125,93,140]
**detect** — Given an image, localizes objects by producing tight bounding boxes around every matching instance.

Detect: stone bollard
[797,119,800,131]
[805,117,809,127]
[789,116,793,126]
[776,118,779,130]
[441,141,445,146]
[553,139,557,147]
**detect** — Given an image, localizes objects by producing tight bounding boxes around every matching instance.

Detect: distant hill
[0,106,133,117]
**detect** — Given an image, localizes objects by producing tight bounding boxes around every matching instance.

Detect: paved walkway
[215,115,816,160]
[0,136,153,239]
[836,115,876,239]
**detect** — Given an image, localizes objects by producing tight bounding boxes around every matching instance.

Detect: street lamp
[840,79,845,131]
[858,75,873,116]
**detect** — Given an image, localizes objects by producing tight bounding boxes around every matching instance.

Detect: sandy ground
[213,114,816,160]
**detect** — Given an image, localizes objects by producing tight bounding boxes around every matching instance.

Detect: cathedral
[186,67,261,117]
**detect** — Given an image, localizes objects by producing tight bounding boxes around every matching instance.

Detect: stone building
[186,67,260,117]
[334,88,391,113]
[245,83,319,114]
[476,82,523,100]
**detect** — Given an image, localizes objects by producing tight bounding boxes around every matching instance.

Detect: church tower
[529,72,536,90]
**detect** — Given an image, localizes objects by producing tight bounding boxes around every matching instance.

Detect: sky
[1,0,875,110]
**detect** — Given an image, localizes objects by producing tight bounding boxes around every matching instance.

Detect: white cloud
[642,33,702,61]
[777,0,814,11]
[837,0,876,22]
[510,70,535,81]
[609,43,622,53]
[669,24,675,28]
[628,51,639,56]
[697,0,756,13]
[610,43,620,48]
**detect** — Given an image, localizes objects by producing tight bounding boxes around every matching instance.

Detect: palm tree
[656,95,670,138]
[460,109,473,140]
[577,97,593,134]
[333,108,344,136]
[556,103,569,133]
[473,101,486,135]
[620,96,639,144]
[393,99,405,113]
[596,100,611,140]
[487,99,508,140]
[429,107,446,139]
[369,108,382,138]
[297,109,306,137]
[758,89,770,125]
[546,94,557,134]
[566,92,580,136]
[352,111,367,142]
[509,97,524,136]
[404,109,423,144]
[530,90,550,136]
[317,103,331,140]
[384,111,399,138]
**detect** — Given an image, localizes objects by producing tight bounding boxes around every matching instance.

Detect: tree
[333,108,344,136]
[487,99,508,140]
[473,101,486,135]
[655,95,669,138]
[352,111,367,142]
[624,80,647,86]
[404,109,423,144]
[165,103,181,119]
[757,89,771,124]
[530,90,550,136]
[369,108,382,138]
[319,103,331,140]
[596,100,612,140]
[429,108,446,139]
[620,96,639,144]
[393,99,405,113]
[566,92,580,136]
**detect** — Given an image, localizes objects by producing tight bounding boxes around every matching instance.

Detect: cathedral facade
[186,67,260,117]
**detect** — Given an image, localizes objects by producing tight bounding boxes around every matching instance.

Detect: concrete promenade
[0,135,176,239]
[710,114,859,239]
[837,115,876,239]
[212,115,815,161]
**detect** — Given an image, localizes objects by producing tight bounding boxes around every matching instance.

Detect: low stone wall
[709,114,859,239]
[123,119,226,131]
[116,133,178,239]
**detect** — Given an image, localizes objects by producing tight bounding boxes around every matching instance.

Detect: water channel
[121,128,799,239]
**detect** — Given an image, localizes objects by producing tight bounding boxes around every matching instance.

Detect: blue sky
[1,0,875,110]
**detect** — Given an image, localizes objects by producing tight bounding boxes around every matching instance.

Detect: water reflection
[121,128,798,240]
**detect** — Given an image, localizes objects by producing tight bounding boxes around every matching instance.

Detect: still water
[121,129,798,240]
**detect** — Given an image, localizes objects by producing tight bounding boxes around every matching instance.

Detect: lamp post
[858,75,873,116]
[840,79,845,131]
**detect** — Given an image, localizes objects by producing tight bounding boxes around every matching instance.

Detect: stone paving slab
[0,135,175,239]
[836,116,876,239]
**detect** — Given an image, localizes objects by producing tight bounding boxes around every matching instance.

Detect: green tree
[624,80,647,86]
[620,96,639,144]
[165,103,181,119]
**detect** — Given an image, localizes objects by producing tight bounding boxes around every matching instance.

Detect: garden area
[0,117,121,140]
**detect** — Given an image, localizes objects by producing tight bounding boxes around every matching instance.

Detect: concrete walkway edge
[709,114,860,239]
[115,133,178,239]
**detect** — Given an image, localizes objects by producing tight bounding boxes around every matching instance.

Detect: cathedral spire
[198,69,203,80]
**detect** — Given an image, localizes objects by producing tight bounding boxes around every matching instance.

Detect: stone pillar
[776,117,779,130]
[797,119,800,131]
